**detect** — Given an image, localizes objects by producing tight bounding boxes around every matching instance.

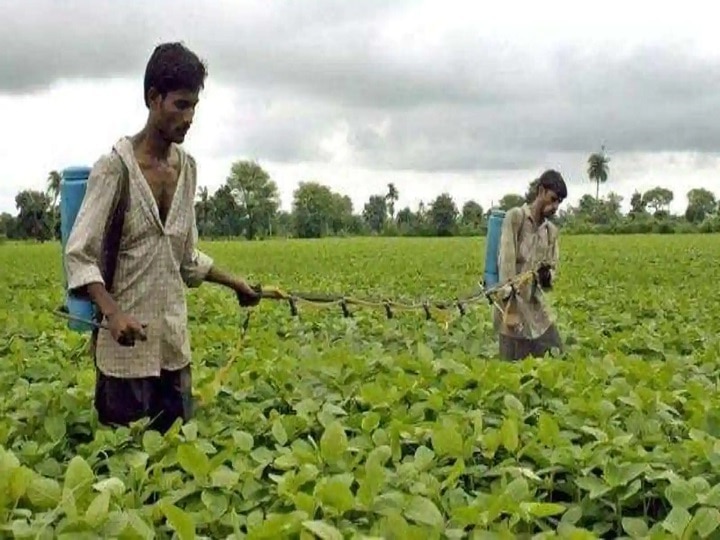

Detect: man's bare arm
[205,266,244,289]
[85,283,122,318]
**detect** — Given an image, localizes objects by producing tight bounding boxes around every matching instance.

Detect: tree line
[2,149,720,242]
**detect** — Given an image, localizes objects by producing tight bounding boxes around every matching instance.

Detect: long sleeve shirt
[64,136,214,378]
[493,203,559,340]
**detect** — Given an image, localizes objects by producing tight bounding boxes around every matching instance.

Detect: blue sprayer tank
[60,165,96,332]
[483,208,506,289]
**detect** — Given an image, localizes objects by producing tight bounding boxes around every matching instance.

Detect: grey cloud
[3,0,720,172]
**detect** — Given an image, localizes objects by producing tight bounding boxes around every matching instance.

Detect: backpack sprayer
[58,165,97,331]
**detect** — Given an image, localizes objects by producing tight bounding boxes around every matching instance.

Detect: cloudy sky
[2,0,719,216]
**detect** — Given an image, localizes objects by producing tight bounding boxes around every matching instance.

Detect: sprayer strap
[101,150,130,293]
[91,150,130,347]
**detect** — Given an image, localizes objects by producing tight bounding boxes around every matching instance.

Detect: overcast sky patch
[1,0,719,215]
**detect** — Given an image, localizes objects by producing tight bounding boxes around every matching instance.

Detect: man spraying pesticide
[483,170,567,361]
[60,43,261,433]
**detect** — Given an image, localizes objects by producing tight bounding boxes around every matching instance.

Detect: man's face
[149,88,200,144]
[538,186,562,218]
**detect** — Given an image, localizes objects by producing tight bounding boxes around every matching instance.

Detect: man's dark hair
[537,169,567,200]
[143,42,208,106]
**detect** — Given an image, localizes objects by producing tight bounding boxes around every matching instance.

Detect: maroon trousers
[499,324,563,361]
[93,363,193,434]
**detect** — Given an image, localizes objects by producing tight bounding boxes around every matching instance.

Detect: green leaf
[404,495,444,528]
[272,418,289,446]
[142,430,165,455]
[604,461,633,488]
[201,489,229,517]
[417,343,434,362]
[575,476,611,499]
[690,507,720,538]
[177,443,210,479]
[622,517,649,538]
[561,505,583,525]
[93,477,126,499]
[8,466,33,501]
[431,424,463,458]
[666,478,698,509]
[63,456,94,504]
[124,450,149,470]
[233,430,254,452]
[320,421,348,464]
[361,412,381,432]
[500,416,519,452]
[181,422,198,441]
[43,415,66,441]
[210,465,240,489]
[662,506,691,537]
[503,394,524,415]
[414,446,435,471]
[160,501,196,540]
[701,484,720,506]
[85,491,110,528]
[358,446,391,506]
[505,477,530,501]
[520,502,566,518]
[26,476,61,510]
[537,412,560,445]
[316,477,355,514]
[302,520,343,540]
[122,509,155,539]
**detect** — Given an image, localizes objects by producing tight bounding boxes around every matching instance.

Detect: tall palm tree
[385,182,398,221]
[47,170,61,206]
[46,170,62,240]
[587,145,610,199]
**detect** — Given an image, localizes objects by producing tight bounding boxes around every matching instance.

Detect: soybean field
[1,234,720,539]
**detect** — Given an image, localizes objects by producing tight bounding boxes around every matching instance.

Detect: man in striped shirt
[65,43,261,432]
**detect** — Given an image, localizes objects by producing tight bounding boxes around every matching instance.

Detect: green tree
[685,188,716,223]
[226,160,280,239]
[0,212,16,238]
[362,195,387,233]
[498,194,525,211]
[629,190,647,217]
[587,145,610,199]
[329,193,355,235]
[15,189,53,241]
[209,185,246,238]
[461,200,484,227]
[194,186,213,237]
[642,187,674,215]
[273,210,293,238]
[292,182,339,238]
[46,170,61,239]
[428,193,458,236]
[594,192,623,224]
[395,206,417,234]
[385,183,398,221]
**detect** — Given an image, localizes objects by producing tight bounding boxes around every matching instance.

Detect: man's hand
[537,264,553,290]
[107,311,147,346]
[205,267,262,307]
[235,279,262,307]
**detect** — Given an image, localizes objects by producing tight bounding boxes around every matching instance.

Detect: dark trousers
[499,324,563,361]
[94,365,193,433]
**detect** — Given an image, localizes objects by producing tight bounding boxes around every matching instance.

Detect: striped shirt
[64,136,214,378]
[493,203,559,340]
